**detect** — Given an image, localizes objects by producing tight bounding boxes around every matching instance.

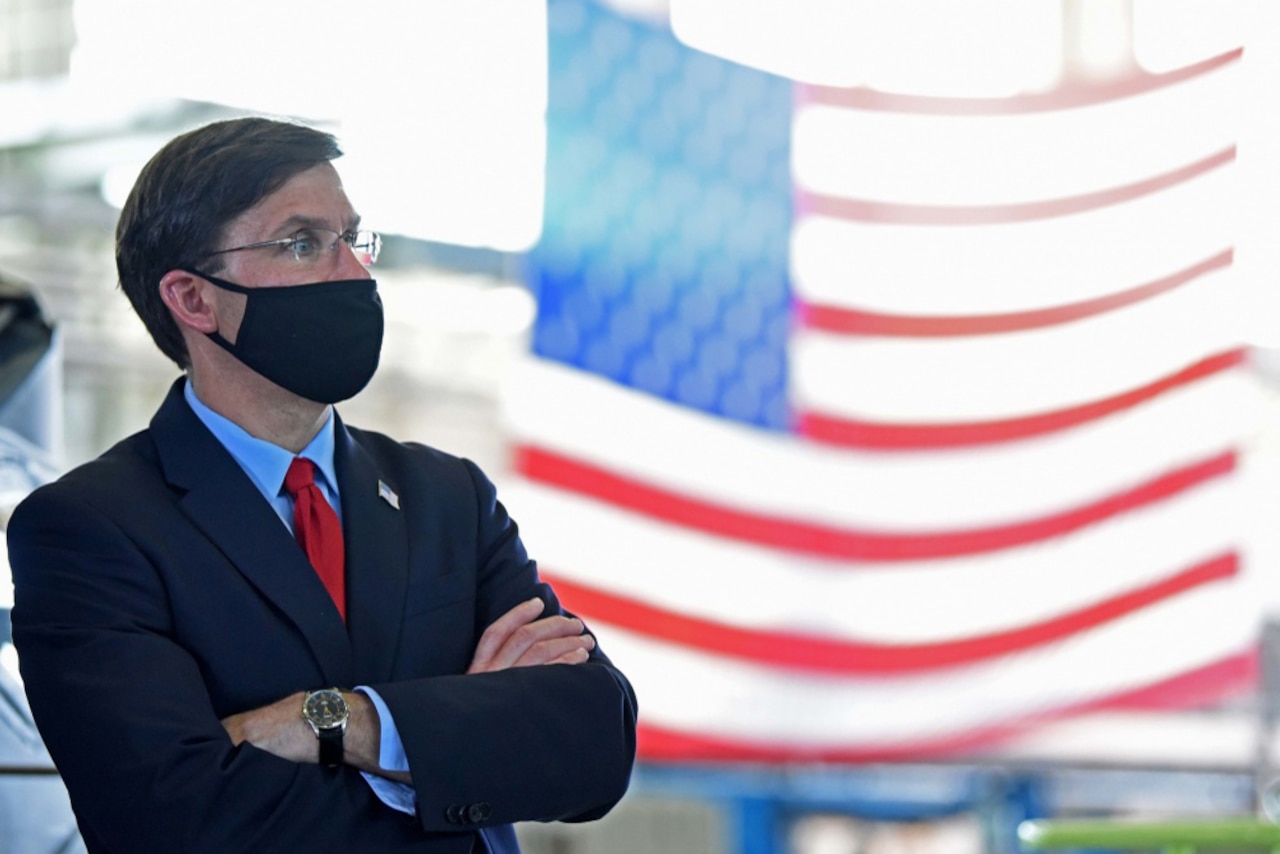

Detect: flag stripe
[798,48,1242,116]
[605,583,1253,744]
[515,445,1235,560]
[794,62,1237,207]
[547,552,1235,674]
[797,146,1234,225]
[632,648,1256,763]
[793,269,1237,421]
[508,477,1240,643]
[797,250,1232,338]
[797,349,1245,449]
[792,177,1232,315]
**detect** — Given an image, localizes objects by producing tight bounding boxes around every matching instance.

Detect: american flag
[500,0,1260,762]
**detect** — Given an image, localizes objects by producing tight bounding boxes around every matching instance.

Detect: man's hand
[467,597,596,674]
[221,691,316,763]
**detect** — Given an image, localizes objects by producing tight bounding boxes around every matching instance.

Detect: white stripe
[793,61,1238,206]
[503,357,1254,530]
[1133,0,1245,75]
[791,266,1239,421]
[598,583,1256,745]
[791,171,1234,314]
[509,477,1241,643]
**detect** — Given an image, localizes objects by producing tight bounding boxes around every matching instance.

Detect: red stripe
[799,48,1241,116]
[635,648,1256,763]
[799,349,1246,450]
[797,147,1234,225]
[798,251,1232,337]
[515,446,1235,561]
[546,553,1236,674]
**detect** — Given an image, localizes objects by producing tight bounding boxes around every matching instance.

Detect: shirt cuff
[354,686,416,815]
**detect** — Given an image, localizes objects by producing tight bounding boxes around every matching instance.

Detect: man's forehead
[227,163,359,236]
[271,212,363,233]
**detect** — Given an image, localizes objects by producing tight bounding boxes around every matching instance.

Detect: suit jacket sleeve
[370,457,638,833]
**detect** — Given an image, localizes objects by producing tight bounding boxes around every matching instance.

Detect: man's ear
[158,270,220,334]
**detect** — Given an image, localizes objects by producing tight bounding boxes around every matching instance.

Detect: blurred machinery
[0,269,79,854]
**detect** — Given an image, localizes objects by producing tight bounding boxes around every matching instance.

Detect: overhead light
[72,0,547,251]
[670,0,1062,96]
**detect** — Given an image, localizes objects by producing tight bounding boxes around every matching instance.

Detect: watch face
[303,690,348,729]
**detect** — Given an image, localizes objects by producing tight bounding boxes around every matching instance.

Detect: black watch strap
[317,726,343,768]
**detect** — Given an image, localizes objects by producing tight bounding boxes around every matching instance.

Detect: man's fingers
[468,597,545,673]
[468,598,596,674]
[485,615,588,672]
[510,632,596,669]
[545,646,592,666]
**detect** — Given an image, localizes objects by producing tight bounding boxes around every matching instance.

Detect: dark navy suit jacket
[8,380,637,853]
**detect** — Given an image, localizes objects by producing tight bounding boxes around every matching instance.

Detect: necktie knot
[285,457,317,496]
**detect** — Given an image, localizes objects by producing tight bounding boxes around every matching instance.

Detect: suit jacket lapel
[334,415,410,682]
[149,380,354,686]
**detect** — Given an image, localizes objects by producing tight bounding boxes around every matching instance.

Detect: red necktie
[284,457,346,621]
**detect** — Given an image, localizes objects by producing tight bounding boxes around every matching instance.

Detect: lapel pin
[378,480,400,510]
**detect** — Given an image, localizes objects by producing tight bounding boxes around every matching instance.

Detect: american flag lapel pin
[378,480,400,510]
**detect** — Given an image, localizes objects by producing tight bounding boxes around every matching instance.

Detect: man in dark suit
[7,117,637,853]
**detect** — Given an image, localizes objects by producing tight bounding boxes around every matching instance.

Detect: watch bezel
[302,688,349,731]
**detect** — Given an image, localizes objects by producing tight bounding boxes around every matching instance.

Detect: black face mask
[183,269,384,404]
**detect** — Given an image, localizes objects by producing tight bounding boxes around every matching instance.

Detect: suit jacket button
[468,802,491,823]
[445,804,463,824]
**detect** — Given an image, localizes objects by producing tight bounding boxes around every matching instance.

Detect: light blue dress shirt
[183,381,416,815]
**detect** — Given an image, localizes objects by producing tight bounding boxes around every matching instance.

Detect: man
[7,117,637,853]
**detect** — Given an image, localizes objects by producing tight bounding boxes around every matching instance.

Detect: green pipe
[1018,818,1280,852]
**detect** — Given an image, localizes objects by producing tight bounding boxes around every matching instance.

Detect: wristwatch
[301,688,349,768]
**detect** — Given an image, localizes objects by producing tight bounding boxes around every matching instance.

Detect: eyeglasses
[206,228,382,266]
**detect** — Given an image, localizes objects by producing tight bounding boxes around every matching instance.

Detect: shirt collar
[182,379,339,500]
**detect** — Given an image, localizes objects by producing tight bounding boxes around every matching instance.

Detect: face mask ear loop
[177,267,253,295]
[174,267,251,355]
[205,329,239,355]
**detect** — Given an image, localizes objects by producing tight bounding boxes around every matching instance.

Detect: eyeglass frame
[202,227,382,266]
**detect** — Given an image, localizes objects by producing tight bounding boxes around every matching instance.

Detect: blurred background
[3,0,1280,851]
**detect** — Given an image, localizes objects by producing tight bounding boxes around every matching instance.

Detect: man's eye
[290,230,320,257]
